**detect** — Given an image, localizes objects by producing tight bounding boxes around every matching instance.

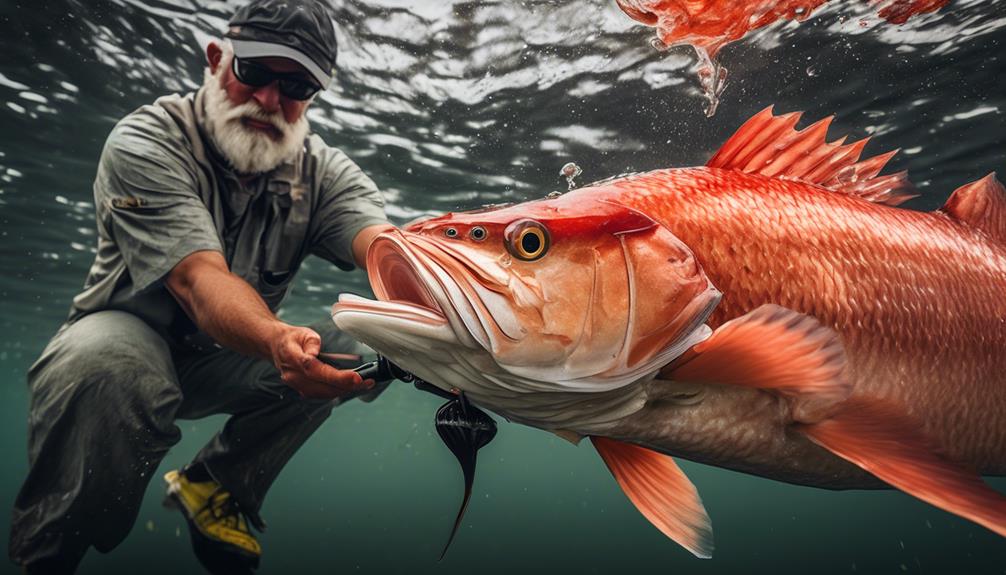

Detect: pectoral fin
[799,399,1006,538]
[591,436,713,558]
[662,304,850,422]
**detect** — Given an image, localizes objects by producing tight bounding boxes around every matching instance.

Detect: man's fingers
[290,378,343,399]
[295,356,372,391]
[274,326,374,398]
[300,329,322,356]
[312,359,368,389]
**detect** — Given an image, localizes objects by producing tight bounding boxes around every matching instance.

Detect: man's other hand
[271,326,376,399]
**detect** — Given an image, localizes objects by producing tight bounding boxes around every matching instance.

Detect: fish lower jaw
[332,294,447,326]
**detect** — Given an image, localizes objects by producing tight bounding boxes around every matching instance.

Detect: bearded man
[8,1,394,573]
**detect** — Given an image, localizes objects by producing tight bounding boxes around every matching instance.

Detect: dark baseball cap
[225,0,337,88]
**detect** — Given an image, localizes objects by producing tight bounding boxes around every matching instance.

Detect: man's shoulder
[305,133,350,164]
[97,93,201,191]
[304,133,372,184]
[107,93,195,154]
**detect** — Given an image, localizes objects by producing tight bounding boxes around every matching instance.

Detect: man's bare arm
[165,250,372,398]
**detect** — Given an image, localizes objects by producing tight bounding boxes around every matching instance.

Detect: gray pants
[9,310,370,569]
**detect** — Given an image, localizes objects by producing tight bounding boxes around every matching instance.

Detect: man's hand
[167,251,377,400]
[270,325,377,399]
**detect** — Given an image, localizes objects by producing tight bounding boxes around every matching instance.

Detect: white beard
[201,63,310,175]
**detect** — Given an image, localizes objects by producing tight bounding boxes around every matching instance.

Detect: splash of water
[616,0,949,116]
[693,47,728,117]
[560,162,583,190]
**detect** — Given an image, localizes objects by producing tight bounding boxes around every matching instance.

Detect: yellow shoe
[164,469,261,574]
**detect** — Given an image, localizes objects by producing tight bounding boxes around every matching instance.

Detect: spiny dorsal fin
[939,173,1006,243]
[707,106,917,206]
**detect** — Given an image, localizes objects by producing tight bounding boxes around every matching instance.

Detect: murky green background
[1,0,1004,573]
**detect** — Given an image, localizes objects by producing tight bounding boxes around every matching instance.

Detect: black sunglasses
[231,56,322,101]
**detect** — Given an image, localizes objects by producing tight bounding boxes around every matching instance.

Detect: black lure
[434,392,497,560]
[353,356,500,559]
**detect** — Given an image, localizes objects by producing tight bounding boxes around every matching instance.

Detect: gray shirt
[69,89,389,343]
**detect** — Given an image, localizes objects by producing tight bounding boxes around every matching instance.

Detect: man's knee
[29,311,183,439]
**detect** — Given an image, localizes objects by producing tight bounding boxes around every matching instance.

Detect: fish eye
[444,227,459,238]
[504,219,550,261]
[469,226,487,241]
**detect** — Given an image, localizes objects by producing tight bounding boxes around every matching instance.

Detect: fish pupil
[521,232,540,254]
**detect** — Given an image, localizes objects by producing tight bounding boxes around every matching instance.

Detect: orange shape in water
[615,0,950,115]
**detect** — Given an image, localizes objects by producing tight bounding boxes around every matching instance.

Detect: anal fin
[799,399,1006,538]
[591,436,713,558]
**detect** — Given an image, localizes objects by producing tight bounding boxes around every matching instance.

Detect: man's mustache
[225,101,289,136]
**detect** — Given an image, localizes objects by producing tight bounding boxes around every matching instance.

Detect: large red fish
[332,107,1006,557]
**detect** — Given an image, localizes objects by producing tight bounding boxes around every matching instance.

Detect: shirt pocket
[257,267,295,311]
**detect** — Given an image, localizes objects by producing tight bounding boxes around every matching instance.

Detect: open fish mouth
[369,235,444,318]
[350,229,518,353]
[333,231,448,328]
[333,229,502,355]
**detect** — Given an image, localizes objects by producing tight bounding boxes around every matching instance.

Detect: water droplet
[692,47,728,117]
[560,162,582,190]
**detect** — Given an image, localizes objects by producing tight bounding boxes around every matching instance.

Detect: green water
[1,0,1004,573]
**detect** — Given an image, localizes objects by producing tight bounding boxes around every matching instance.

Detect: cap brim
[230,39,332,88]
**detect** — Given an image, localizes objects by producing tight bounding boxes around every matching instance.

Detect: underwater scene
[1,0,1004,573]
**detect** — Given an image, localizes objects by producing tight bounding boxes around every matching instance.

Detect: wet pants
[8,310,368,570]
